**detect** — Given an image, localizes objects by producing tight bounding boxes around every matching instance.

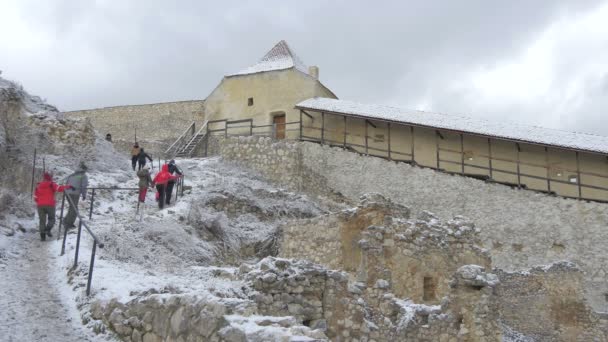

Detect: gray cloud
[1,0,606,134]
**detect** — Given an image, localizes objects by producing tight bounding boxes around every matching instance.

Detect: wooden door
[273,114,286,139]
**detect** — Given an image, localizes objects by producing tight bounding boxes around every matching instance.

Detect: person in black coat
[165,159,183,205]
[137,148,153,170]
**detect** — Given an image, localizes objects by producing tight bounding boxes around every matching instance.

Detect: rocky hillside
[0,75,129,202]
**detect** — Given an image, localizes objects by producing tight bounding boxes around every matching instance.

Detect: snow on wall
[215,136,608,312]
[296,97,608,155]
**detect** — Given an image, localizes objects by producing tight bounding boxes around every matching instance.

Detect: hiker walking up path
[0,232,106,341]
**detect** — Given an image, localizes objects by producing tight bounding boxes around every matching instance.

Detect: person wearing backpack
[130,142,141,170]
[137,165,153,202]
[152,164,179,209]
[63,162,89,230]
[165,159,183,205]
[34,172,70,241]
[137,148,153,171]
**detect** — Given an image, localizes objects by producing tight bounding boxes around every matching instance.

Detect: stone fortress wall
[64,100,204,156]
[211,136,608,312]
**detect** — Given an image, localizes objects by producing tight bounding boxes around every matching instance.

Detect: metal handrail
[193,120,209,137]
[58,186,143,295]
[86,187,140,220]
[60,192,104,296]
[165,122,196,155]
[176,121,209,157]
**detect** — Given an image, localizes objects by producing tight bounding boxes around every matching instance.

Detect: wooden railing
[183,111,608,202]
[295,109,608,202]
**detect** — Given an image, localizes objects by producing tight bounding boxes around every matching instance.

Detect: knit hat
[79,161,88,171]
[42,172,52,181]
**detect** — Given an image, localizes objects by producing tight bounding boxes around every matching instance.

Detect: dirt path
[0,230,102,341]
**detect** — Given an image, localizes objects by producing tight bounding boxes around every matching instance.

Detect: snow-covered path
[0,230,103,341]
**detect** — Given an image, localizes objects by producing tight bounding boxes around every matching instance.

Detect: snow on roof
[296,97,608,155]
[228,40,309,77]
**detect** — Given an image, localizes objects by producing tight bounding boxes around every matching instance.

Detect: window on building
[568,175,578,184]
[248,97,254,106]
[423,276,437,301]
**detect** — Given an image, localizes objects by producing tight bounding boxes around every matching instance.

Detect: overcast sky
[1,0,607,135]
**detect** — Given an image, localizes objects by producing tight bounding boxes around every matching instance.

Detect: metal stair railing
[165,122,196,158]
[58,192,105,296]
[57,186,139,295]
[175,120,209,157]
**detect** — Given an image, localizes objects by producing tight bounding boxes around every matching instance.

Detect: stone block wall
[92,292,326,342]
[214,136,608,311]
[280,194,491,305]
[245,257,501,341]
[65,100,204,155]
[495,262,608,341]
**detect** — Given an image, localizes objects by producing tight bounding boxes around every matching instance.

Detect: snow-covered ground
[14,156,337,337]
[0,214,111,341]
[1,74,339,339]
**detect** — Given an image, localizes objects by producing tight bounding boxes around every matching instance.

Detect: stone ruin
[91,194,607,341]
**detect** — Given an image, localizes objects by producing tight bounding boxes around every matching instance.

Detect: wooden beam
[321,112,325,144]
[411,126,415,163]
[436,130,440,169]
[516,143,521,187]
[460,134,465,174]
[299,110,303,140]
[365,120,369,154]
[343,115,347,148]
[387,123,391,160]
[366,119,377,128]
[435,130,444,140]
[545,147,551,192]
[488,138,493,179]
[301,110,313,119]
[576,151,582,198]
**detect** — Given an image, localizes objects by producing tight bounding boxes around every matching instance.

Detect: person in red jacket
[34,172,70,241]
[152,164,179,209]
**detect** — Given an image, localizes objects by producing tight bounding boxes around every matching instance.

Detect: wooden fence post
[576,152,582,198]
[343,115,347,148]
[365,120,369,155]
[545,147,551,192]
[435,131,440,169]
[410,126,415,163]
[387,123,391,160]
[460,134,465,174]
[516,143,521,187]
[321,112,325,144]
[488,138,493,179]
[299,110,303,140]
